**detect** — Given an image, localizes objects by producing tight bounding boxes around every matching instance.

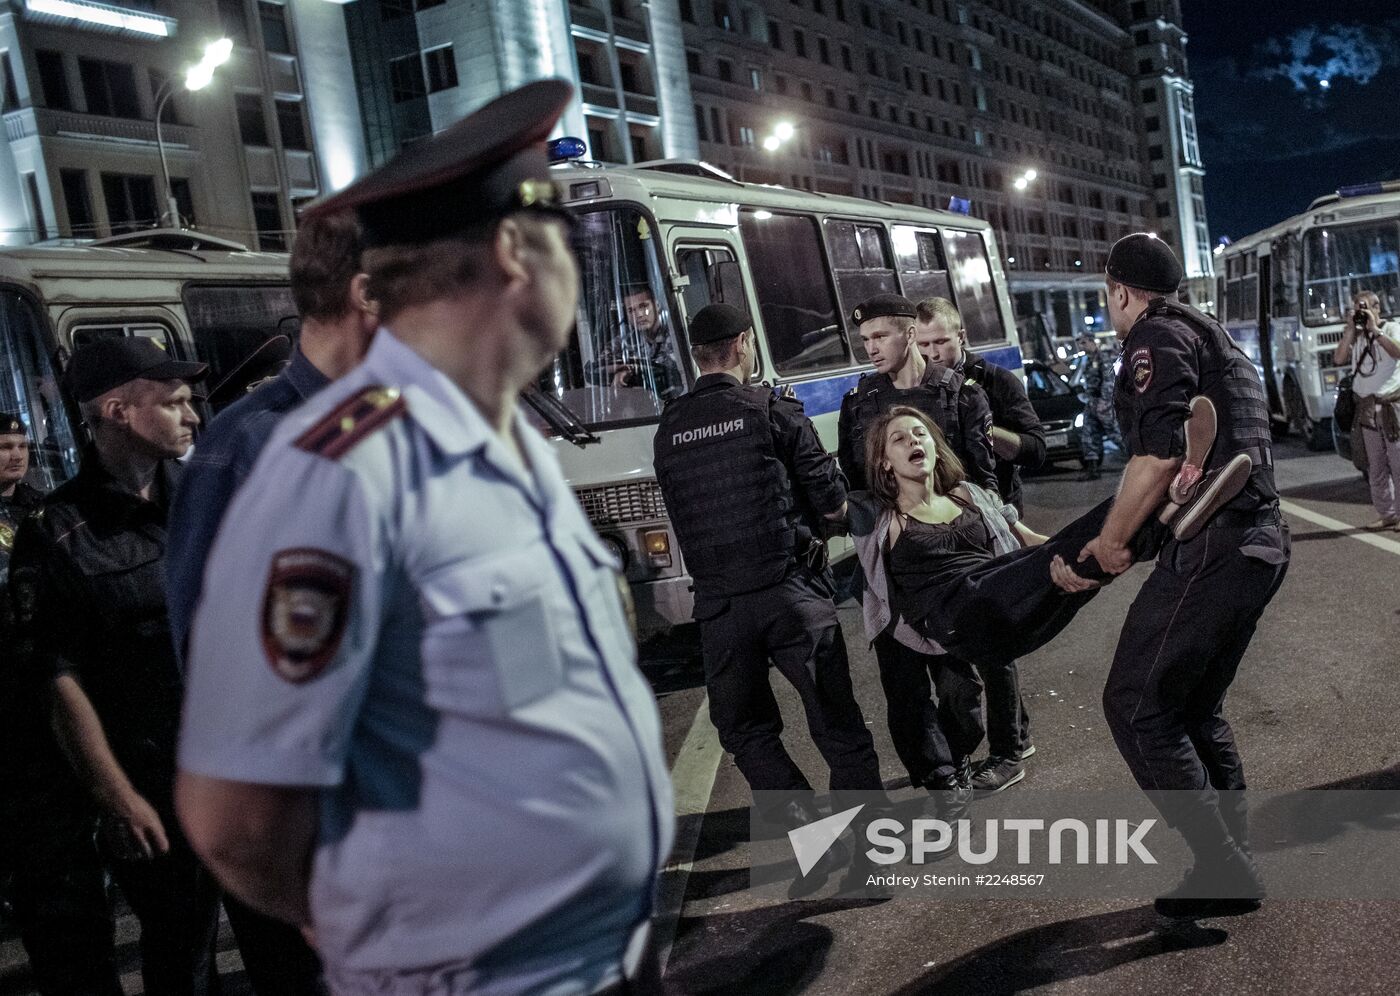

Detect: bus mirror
[707,259,745,307]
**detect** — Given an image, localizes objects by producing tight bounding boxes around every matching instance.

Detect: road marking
[654,695,724,977]
[1280,499,1400,556]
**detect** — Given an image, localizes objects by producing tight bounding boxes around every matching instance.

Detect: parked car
[1024,359,1085,467]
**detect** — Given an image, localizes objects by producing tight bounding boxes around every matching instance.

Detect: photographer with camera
[1333,290,1400,530]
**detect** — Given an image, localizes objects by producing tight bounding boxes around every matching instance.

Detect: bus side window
[1271,235,1298,318]
[676,247,744,320]
[825,219,898,362]
[182,285,298,414]
[0,290,80,491]
[892,225,954,311]
[942,229,1005,347]
[737,210,848,375]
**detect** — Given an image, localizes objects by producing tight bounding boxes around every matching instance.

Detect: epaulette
[294,386,406,460]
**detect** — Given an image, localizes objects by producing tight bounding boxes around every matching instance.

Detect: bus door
[1257,251,1282,415]
[669,233,757,375]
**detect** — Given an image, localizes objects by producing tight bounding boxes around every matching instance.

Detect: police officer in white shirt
[174,80,674,995]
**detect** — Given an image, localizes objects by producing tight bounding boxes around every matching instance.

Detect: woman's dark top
[887,498,996,626]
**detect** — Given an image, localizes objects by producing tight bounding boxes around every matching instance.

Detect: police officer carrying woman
[654,304,882,807]
[1083,234,1289,919]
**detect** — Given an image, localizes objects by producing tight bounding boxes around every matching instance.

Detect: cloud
[1255,22,1398,90]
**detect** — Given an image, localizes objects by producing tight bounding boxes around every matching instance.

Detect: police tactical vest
[1122,299,1278,509]
[846,366,963,489]
[654,383,798,598]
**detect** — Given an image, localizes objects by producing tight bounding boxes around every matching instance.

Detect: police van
[534,158,1023,638]
[0,230,293,495]
[1219,180,1400,454]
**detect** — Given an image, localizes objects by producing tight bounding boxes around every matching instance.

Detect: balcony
[568,3,607,35]
[580,82,618,110]
[612,14,650,45]
[285,150,318,197]
[3,106,193,149]
[267,54,301,99]
[623,91,658,118]
[20,0,178,40]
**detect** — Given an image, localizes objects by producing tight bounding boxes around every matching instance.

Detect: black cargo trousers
[698,567,881,795]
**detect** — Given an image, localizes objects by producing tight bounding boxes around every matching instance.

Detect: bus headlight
[1321,368,1340,392]
[640,528,672,568]
[1074,412,1085,428]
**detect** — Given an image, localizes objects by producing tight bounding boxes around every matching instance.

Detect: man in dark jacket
[11,338,221,995]
[914,297,1047,512]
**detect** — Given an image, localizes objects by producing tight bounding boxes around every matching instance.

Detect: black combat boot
[1154,800,1264,920]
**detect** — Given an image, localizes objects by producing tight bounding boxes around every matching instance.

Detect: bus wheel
[1284,377,1331,451]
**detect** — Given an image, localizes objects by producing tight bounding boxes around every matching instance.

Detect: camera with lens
[1353,305,1371,333]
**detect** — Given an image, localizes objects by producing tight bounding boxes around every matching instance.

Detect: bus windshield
[534,206,686,430]
[1302,220,1400,325]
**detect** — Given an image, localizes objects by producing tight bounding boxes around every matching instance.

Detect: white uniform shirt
[180,331,674,993]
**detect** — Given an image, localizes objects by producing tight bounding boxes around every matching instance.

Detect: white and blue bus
[534,159,1023,637]
[1219,181,1400,453]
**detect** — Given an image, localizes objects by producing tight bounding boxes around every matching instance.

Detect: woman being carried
[850,402,1250,670]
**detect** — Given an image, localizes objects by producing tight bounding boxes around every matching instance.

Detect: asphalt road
[652,437,1400,996]
[0,438,1392,995]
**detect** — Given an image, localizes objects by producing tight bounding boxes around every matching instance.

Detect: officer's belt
[1205,505,1281,530]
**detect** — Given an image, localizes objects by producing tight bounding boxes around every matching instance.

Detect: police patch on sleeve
[261,548,355,683]
[1130,348,1153,394]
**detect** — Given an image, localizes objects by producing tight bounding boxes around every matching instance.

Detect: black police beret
[688,304,751,345]
[0,411,24,435]
[1106,233,1184,294]
[852,293,916,325]
[304,79,573,247]
[64,338,208,403]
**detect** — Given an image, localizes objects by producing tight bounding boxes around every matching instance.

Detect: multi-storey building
[679,0,1213,333]
[0,0,360,249]
[337,0,697,171]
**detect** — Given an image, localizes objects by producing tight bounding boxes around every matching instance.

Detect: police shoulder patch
[295,386,406,460]
[261,548,355,684]
[1130,348,1153,393]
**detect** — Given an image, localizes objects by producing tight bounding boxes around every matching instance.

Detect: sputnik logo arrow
[787,804,864,876]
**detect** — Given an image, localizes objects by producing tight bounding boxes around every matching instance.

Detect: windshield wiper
[522,386,601,448]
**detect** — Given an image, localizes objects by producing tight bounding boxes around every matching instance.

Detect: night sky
[1180,0,1400,243]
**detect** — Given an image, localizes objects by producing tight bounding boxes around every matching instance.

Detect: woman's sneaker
[1162,453,1254,542]
[1168,396,1218,504]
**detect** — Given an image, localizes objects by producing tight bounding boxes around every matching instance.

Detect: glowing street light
[1024,168,1037,181]
[156,38,234,227]
[1013,176,1028,191]
[762,134,782,152]
[773,120,795,142]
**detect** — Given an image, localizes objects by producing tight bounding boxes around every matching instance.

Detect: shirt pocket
[416,548,564,714]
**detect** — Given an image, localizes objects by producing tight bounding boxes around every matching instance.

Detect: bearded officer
[175,80,673,994]
[654,303,881,807]
[1080,233,1289,920]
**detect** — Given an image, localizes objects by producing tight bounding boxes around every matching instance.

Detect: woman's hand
[1051,555,1102,593]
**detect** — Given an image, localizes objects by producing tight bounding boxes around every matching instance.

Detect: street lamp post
[154,38,233,229]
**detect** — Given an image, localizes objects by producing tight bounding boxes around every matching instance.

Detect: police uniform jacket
[1,481,43,589]
[654,373,846,614]
[961,351,1046,510]
[836,361,999,493]
[179,331,675,988]
[10,450,185,791]
[1115,298,1283,525]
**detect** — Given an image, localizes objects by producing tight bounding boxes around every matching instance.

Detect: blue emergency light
[947,196,972,215]
[548,137,588,163]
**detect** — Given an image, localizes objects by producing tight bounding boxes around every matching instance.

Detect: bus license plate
[1046,432,1068,448]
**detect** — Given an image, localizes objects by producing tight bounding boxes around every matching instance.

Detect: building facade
[0,0,358,249]
[679,0,1214,335]
[335,0,697,171]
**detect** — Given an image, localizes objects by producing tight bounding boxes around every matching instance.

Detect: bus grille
[1316,331,1343,346]
[575,481,668,526]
